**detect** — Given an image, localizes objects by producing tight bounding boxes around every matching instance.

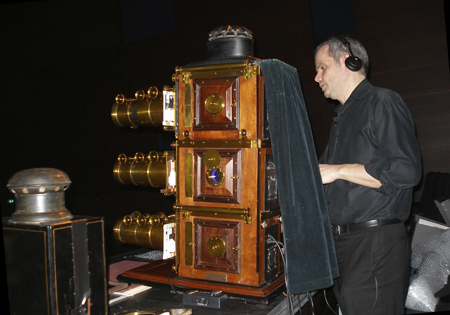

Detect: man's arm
[319,163,382,188]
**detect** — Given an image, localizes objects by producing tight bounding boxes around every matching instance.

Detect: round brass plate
[207,237,226,257]
[205,93,225,114]
[203,150,221,169]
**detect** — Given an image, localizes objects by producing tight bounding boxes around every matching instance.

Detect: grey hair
[315,36,369,76]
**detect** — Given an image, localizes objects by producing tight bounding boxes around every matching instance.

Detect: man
[314,36,421,314]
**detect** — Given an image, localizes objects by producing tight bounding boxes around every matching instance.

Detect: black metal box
[182,290,227,309]
[3,216,107,315]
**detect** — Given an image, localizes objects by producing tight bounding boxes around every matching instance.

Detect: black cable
[296,294,303,315]
[370,273,379,311]
[167,268,183,295]
[307,292,315,315]
[267,234,296,315]
[323,289,338,315]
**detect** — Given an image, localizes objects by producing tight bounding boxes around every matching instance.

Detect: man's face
[314,45,346,101]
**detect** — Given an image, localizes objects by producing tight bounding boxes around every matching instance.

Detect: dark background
[1,0,449,261]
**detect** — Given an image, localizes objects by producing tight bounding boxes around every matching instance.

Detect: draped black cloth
[255,59,339,294]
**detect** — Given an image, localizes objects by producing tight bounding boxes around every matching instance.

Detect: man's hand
[319,163,382,188]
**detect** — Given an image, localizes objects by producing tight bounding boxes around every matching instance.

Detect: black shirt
[319,79,422,225]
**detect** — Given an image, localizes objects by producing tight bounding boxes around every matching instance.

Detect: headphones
[334,36,362,72]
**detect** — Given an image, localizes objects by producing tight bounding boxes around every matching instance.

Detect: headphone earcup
[345,56,362,72]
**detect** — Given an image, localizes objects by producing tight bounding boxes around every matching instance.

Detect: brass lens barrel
[111,95,132,127]
[113,154,133,185]
[111,90,163,128]
[146,151,166,187]
[113,151,167,187]
[113,212,174,249]
[113,218,164,249]
[136,98,163,126]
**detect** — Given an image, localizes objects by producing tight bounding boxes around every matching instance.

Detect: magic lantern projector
[110,26,283,300]
[3,168,107,314]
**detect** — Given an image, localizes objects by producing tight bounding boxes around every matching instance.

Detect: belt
[331,219,401,235]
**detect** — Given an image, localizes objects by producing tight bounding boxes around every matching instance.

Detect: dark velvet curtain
[255,59,339,294]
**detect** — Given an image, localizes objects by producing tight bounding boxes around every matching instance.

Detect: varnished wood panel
[194,219,241,274]
[193,77,239,131]
[193,148,241,204]
[177,147,257,209]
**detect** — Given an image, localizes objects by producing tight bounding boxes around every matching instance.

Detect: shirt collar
[335,79,372,114]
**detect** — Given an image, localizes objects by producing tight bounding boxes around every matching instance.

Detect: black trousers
[332,222,411,315]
